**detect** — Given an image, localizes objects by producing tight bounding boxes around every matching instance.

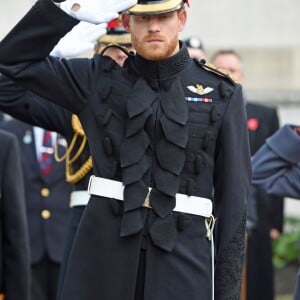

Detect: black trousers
[31,255,60,300]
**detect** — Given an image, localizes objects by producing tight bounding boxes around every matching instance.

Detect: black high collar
[130,42,190,79]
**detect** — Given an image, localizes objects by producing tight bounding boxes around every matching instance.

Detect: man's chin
[142,49,167,61]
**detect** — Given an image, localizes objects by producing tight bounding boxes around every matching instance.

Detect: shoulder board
[195,59,237,85]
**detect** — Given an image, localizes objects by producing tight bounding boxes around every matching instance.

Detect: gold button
[41,188,50,197]
[41,209,51,219]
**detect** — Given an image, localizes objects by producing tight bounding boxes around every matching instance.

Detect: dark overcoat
[0,129,30,300]
[246,102,284,300]
[0,0,252,299]
[0,120,73,264]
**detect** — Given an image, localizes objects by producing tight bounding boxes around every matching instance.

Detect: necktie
[40,130,53,176]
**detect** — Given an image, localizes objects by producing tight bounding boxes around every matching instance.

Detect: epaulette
[195,59,237,85]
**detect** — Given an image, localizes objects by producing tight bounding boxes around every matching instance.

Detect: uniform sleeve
[1,133,30,300]
[0,0,100,114]
[0,75,73,136]
[214,84,252,299]
[252,125,300,199]
[263,107,284,231]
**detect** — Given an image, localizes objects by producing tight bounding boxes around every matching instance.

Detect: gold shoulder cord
[54,114,93,184]
[202,63,238,84]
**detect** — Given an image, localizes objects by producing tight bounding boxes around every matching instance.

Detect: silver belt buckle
[142,187,152,208]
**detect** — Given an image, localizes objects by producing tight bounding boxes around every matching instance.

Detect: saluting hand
[50,21,107,58]
[59,0,137,24]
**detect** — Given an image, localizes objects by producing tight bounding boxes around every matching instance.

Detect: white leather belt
[70,190,90,208]
[88,175,212,217]
[88,175,215,300]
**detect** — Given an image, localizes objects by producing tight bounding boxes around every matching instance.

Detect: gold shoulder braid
[204,63,237,83]
[196,60,237,84]
[54,114,93,184]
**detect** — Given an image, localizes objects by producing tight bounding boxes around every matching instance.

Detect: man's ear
[122,14,130,32]
[178,9,187,32]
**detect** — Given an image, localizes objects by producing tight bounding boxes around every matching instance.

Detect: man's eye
[140,16,149,21]
[159,15,168,20]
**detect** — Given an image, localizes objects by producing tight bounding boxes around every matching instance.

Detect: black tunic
[0,0,251,299]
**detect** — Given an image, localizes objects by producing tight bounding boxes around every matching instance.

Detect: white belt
[70,190,90,207]
[88,175,212,217]
[88,175,215,300]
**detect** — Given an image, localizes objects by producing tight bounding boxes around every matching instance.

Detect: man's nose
[148,17,160,32]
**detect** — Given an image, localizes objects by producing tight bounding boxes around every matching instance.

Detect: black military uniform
[0,0,251,299]
[0,129,30,300]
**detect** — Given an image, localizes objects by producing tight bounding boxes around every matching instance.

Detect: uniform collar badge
[187,84,214,95]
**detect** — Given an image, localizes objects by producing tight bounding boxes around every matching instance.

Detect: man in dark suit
[0,120,73,300]
[246,102,283,300]
[0,129,30,300]
[212,49,284,300]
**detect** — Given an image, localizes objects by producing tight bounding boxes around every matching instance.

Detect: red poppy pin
[247,118,259,131]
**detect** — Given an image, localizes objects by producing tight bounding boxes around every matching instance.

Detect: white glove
[50,21,107,58]
[60,0,137,24]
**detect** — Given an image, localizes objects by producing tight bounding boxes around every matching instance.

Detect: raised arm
[252,124,300,199]
[0,0,136,113]
[0,74,73,135]
[0,21,106,135]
